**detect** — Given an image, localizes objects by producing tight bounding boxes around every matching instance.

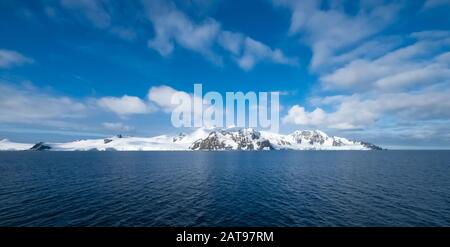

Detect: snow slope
[0,139,34,151]
[1,128,382,151]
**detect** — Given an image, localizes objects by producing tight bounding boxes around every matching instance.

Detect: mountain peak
[0,127,382,151]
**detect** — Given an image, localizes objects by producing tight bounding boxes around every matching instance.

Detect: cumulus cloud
[284,30,450,133]
[1,79,246,136]
[282,106,326,126]
[147,84,204,114]
[0,81,183,133]
[321,31,450,91]
[275,1,450,141]
[147,84,225,127]
[96,84,208,118]
[97,95,153,116]
[330,90,450,129]
[285,87,450,130]
[148,85,187,112]
[0,49,33,68]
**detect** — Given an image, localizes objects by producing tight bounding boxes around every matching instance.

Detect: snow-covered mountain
[0,128,382,151]
[0,139,34,151]
[188,128,381,150]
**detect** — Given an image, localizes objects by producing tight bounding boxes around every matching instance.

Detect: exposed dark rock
[277,139,291,145]
[173,133,186,142]
[291,130,326,145]
[189,129,273,151]
[257,140,274,150]
[29,142,51,151]
[104,138,113,144]
[360,141,383,150]
[332,139,343,146]
[190,132,228,150]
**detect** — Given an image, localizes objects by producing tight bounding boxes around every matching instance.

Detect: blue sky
[0,0,450,149]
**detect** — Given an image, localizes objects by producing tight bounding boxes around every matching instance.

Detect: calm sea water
[0,151,449,226]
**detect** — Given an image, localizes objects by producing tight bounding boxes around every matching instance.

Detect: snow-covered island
[0,128,382,151]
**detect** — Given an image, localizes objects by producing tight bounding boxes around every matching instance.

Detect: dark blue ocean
[0,151,449,226]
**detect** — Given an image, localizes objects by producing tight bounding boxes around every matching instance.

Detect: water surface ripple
[0,151,449,226]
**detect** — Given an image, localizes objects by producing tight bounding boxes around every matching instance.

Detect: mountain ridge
[0,128,382,151]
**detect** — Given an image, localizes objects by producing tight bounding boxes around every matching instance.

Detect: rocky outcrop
[3,128,383,151]
[29,142,51,151]
[360,141,383,150]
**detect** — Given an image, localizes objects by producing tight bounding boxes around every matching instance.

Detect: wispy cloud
[102,122,134,131]
[45,0,138,41]
[423,0,450,9]
[144,0,221,63]
[0,81,85,123]
[60,0,112,28]
[273,0,400,71]
[144,0,297,70]
[0,81,169,136]
[274,0,450,144]
[237,37,298,71]
[320,31,450,91]
[0,49,33,68]
[283,29,450,138]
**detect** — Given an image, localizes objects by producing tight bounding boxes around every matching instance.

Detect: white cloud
[410,30,450,40]
[423,0,450,9]
[147,84,221,127]
[0,49,33,68]
[147,85,204,113]
[148,85,189,112]
[273,0,400,70]
[102,122,134,131]
[275,1,450,140]
[374,65,450,91]
[97,95,152,116]
[0,81,85,123]
[238,37,298,71]
[324,36,402,69]
[282,105,326,125]
[60,0,112,28]
[321,32,450,91]
[144,0,221,63]
[56,0,136,41]
[109,26,137,41]
[144,0,297,70]
[218,31,244,55]
[285,87,450,130]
